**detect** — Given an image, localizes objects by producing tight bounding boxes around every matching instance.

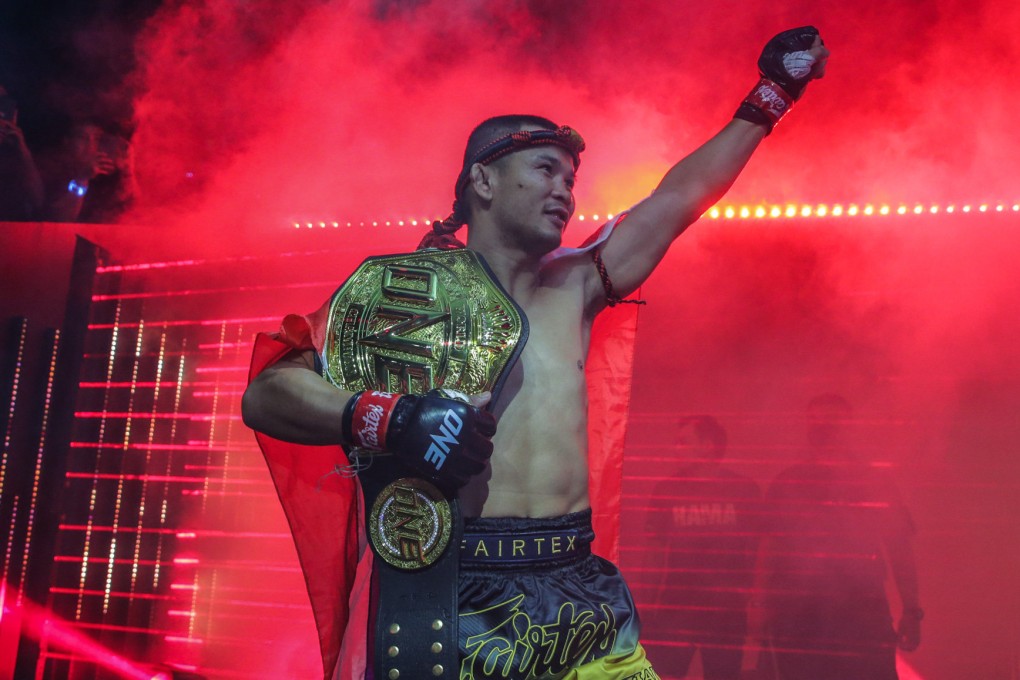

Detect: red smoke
[124,0,1020,240]
[99,2,1020,679]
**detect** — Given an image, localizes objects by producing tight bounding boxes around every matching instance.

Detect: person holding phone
[0,85,44,221]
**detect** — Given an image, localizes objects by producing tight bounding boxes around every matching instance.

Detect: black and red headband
[453,125,586,206]
[420,124,586,250]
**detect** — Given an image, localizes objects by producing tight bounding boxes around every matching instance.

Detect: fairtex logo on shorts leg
[460,596,619,678]
[424,410,463,470]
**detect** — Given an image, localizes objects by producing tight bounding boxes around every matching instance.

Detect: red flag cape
[248,252,640,678]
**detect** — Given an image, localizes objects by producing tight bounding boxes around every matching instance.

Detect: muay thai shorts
[458,509,660,680]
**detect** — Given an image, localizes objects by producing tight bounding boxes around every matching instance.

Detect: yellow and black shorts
[458,510,659,680]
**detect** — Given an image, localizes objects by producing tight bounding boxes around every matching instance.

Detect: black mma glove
[341,388,496,492]
[735,26,828,133]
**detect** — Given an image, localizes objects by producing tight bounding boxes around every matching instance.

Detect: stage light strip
[154,344,187,592]
[3,498,18,595]
[170,338,202,650]
[91,280,327,302]
[170,558,301,571]
[94,248,347,274]
[88,315,279,330]
[292,218,434,229]
[100,321,145,614]
[704,202,1020,220]
[55,556,175,567]
[196,343,250,351]
[53,556,301,572]
[57,620,180,636]
[60,525,182,535]
[174,529,291,539]
[182,464,266,472]
[74,412,240,420]
[70,442,256,452]
[201,322,229,516]
[62,473,265,485]
[83,350,221,361]
[180,489,277,499]
[184,321,236,644]
[221,325,246,459]
[192,390,244,398]
[183,599,308,612]
[49,587,173,601]
[0,318,27,492]
[289,202,1020,228]
[77,300,121,621]
[180,553,200,640]
[0,318,27,588]
[22,330,60,603]
[163,635,203,645]
[79,381,235,389]
[132,330,165,593]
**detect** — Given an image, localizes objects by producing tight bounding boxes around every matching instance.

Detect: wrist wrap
[343,390,403,450]
[735,78,796,133]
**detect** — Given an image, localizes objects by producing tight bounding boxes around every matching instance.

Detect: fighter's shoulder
[537,247,599,304]
[540,244,592,272]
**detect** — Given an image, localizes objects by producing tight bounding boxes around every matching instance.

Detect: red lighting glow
[7,585,167,679]
[13,3,1010,675]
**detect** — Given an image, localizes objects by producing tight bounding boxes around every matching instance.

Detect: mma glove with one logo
[341,388,496,493]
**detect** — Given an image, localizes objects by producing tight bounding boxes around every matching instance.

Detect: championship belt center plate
[322,248,527,570]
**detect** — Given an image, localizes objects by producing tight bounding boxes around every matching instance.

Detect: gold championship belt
[322,248,527,570]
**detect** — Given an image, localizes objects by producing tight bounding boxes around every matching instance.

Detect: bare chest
[462,287,594,517]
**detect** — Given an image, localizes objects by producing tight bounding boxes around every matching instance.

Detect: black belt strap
[357,459,460,680]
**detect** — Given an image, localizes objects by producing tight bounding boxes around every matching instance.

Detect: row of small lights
[291,202,1020,229]
[705,202,1020,220]
[292,215,617,229]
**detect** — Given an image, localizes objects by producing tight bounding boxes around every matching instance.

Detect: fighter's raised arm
[587,27,829,308]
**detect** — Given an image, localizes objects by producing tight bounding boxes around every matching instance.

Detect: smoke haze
[122,0,1020,236]
[58,1,1017,678]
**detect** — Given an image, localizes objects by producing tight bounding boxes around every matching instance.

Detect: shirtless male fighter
[242,27,829,680]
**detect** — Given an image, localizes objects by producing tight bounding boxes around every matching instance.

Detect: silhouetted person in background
[759,394,922,680]
[0,85,44,220]
[40,121,134,222]
[643,415,761,679]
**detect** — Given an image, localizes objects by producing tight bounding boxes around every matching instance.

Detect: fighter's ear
[467,163,495,202]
